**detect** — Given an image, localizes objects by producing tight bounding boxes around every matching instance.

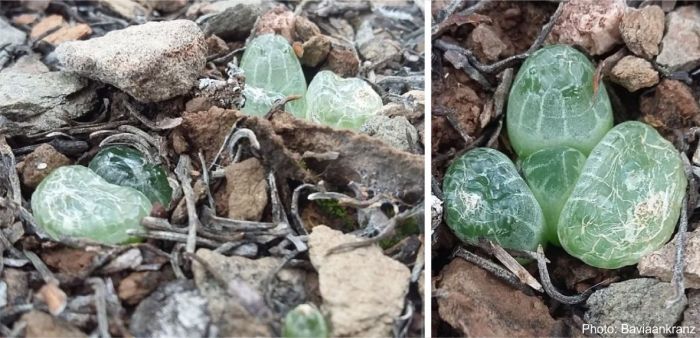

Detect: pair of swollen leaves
[239,34,383,130]
[31,146,172,245]
[443,46,686,269]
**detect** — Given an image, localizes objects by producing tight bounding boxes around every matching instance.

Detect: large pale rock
[619,5,665,59]
[638,230,700,288]
[681,291,700,338]
[55,20,206,102]
[360,115,419,152]
[0,61,96,136]
[308,225,410,337]
[437,259,558,337]
[0,18,25,67]
[547,0,625,55]
[585,278,686,335]
[656,6,700,71]
[192,249,306,336]
[609,55,659,92]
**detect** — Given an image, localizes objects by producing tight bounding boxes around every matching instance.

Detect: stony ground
[0,1,425,337]
[432,0,700,337]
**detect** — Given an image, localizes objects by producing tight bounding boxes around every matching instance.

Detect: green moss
[314,199,356,232]
[379,216,420,249]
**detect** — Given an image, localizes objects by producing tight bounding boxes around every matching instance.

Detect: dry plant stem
[88,278,111,338]
[142,216,243,242]
[593,48,627,97]
[452,247,529,292]
[485,241,543,292]
[208,118,242,170]
[268,172,289,226]
[493,68,514,119]
[395,301,414,338]
[291,183,320,236]
[432,0,489,37]
[170,243,186,279]
[128,229,220,248]
[22,249,59,285]
[185,252,272,320]
[433,106,474,145]
[99,133,157,162]
[227,128,261,159]
[124,102,182,130]
[0,304,34,320]
[526,1,565,53]
[175,155,200,253]
[0,137,21,204]
[308,192,387,209]
[536,245,593,304]
[200,207,277,231]
[668,153,693,307]
[442,49,493,89]
[326,202,422,255]
[198,152,215,208]
[117,125,158,147]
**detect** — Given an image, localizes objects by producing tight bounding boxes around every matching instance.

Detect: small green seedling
[282,303,329,338]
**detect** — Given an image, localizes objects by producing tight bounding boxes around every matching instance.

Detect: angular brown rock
[619,5,665,59]
[21,144,71,190]
[656,5,700,71]
[20,310,86,338]
[467,24,508,62]
[640,79,700,133]
[609,55,659,92]
[547,0,625,55]
[638,230,700,288]
[436,259,558,337]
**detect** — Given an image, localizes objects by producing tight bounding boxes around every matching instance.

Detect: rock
[20,310,86,338]
[356,21,401,64]
[361,115,419,152]
[224,158,268,221]
[180,107,241,163]
[308,225,410,337]
[55,20,206,103]
[0,18,27,67]
[324,37,361,77]
[100,0,148,21]
[30,15,64,40]
[199,1,266,40]
[40,247,96,275]
[608,55,659,92]
[294,15,321,41]
[118,270,171,305]
[136,0,188,13]
[619,5,665,59]
[42,24,92,46]
[130,280,211,338]
[657,6,700,72]
[205,35,228,56]
[681,291,700,338]
[467,24,508,62]
[12,14,38,26]
[437,259,558,337]
[193,249,307,336]
[547,0,625,55]
[0,65,96,136]
[21,144,71,190]
[638,230,700,288]
[585,278,687,334]
[1,269,28,305]
[300,34,331,67]
[253,5,296,42]
[19,0,50,11]
[640,79,700,133]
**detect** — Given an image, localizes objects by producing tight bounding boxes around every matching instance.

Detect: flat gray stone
[198,0,268,40]
[361,115,418,152]
[0,18,26,67]
[0,60,96,136]
[656,6,700,71]
[55,20,206,102]
[585,278,687,336]
[130,280,211,338]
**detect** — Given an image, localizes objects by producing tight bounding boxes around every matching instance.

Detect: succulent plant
[282,303,329,338]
